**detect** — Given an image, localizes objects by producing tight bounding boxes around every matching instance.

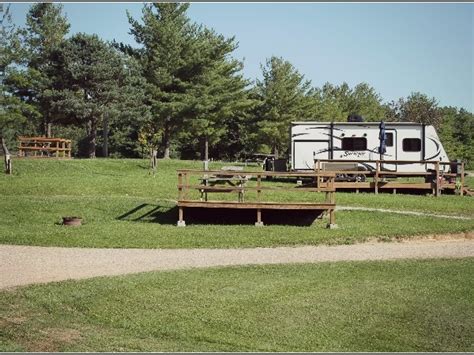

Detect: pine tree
[388,92,442,129]
[185,28,255,161]
[0,4,38,148]
[128,3,198,159]
[254,57,313,157]
[439,106,473,166]
[107,55,151,158]
[48,33,134,158]
[6,3,70,137]
[311,82,386,122]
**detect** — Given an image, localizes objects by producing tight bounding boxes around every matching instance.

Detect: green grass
[465,174,474,189]
[0,158,472,248]
[1,258,473,352]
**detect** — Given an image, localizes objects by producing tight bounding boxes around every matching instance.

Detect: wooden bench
[177,170,337,228]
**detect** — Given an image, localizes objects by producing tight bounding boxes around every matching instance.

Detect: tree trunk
[46,123,52,138]
[1,137,12,175]
[200,136,209,161]
[273,145,279,159]
[86,119,97,159]
[102,115,109,158]
[162,119,171,159]
[201,136,209,171]
[150,147,158,176]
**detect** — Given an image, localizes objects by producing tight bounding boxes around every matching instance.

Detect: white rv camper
[290,121,450,173]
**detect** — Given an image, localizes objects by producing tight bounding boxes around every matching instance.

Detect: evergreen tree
[387,92,442,129]
[6,3,70,137]
[254,56,313,157]
[439,106,474,166]
[128,3,198,159]
[0,4,38,148]
[311,82,386,122]
[185,28,255,161]
[311,82,350,121]
[48,33,137,158]
[107,55,151,158]
[348,83,386,120]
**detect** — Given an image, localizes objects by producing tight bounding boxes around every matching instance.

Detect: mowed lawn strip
[0,159,472,249]
[1,258,473,352]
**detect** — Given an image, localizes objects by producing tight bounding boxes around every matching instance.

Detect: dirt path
[1,237,473,290]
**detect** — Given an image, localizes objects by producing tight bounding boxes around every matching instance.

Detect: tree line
[1,3,472,165]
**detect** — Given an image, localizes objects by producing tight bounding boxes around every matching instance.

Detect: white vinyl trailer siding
[290,122,449,172]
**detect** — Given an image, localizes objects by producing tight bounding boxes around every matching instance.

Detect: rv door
[380,129,397,171]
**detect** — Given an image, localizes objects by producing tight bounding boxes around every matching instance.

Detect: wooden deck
[177,170,337,227]
[178,200,336,210]
[314,159,466,196]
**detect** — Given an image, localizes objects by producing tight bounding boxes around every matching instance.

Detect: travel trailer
[290,121,450,173]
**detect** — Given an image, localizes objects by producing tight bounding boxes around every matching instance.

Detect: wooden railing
[176,169,337,227]
[18,136,72,159]
[314,159,465,197]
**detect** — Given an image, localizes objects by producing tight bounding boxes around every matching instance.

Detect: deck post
[184,173,190,200]
[327,176,338,229]
[257,174,261,202]
[178,173,183,200]
[177,206,186,227]
[374,161,379,194]
[460,162,465,197]
[327,209,337,229]
[435,161,440,197]
[316,160,321,190]
[255,208,263,227]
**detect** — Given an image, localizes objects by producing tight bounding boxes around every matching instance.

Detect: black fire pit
[62,216,83,226]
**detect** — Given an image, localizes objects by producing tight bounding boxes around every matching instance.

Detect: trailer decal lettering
[340,151,366,158]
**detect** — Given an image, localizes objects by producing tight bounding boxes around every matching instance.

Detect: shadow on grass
[117,203,324,226]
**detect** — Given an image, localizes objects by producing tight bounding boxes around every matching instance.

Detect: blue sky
[8,3,474,111]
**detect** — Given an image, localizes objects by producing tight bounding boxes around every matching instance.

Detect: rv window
[385,133,394,147]
[403,138,421,152]
[341,137,367,151]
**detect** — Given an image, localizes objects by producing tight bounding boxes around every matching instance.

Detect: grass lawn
[0,158,472,248]
[1,258,473,352]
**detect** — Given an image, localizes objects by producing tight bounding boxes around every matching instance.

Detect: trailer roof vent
[347,114,364,122]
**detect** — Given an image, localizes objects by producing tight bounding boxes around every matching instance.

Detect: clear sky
[7,2,474,111]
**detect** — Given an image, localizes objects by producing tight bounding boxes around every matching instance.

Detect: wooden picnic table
[18,136,72,158]
[200,172,251,202]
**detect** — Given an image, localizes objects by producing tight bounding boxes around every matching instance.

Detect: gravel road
[1,236,473,290]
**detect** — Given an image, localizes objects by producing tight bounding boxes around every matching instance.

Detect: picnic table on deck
[200,166,251,202]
